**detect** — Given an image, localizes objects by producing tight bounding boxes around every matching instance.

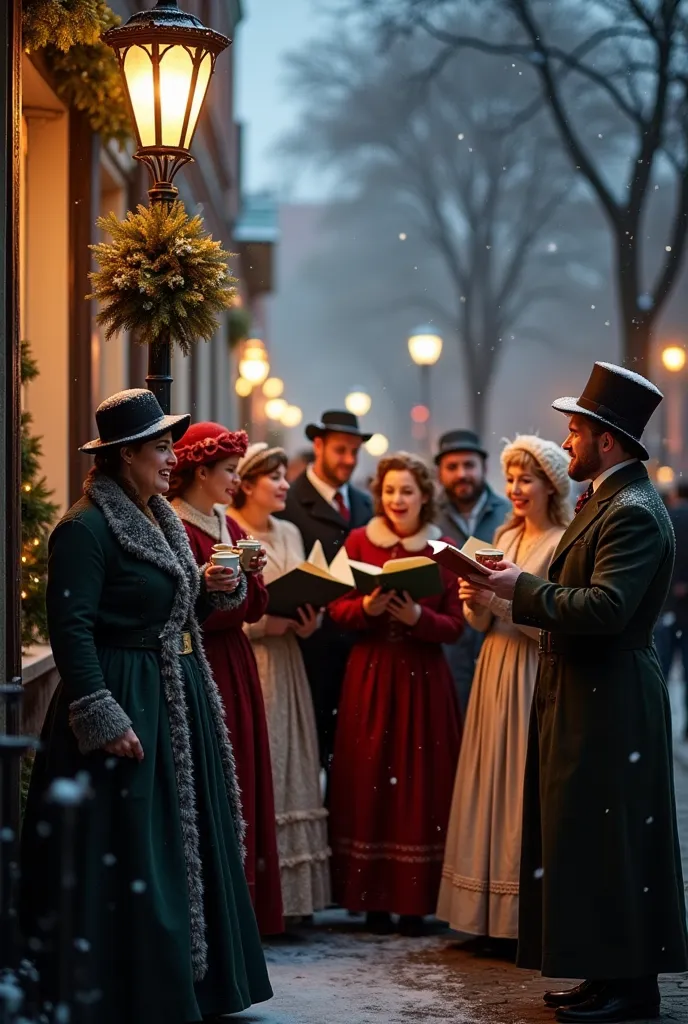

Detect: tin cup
[474,549,504,570]
[236,539,263,572]
[210,550,241,575]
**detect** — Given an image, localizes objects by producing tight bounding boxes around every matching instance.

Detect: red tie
[334,491,350,523]
[575,484,594,516]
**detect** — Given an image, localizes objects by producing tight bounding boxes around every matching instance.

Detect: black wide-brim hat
[80,388,191,453]
[552,362,663,462]
[305,410,372,443]
[434,428,488,464]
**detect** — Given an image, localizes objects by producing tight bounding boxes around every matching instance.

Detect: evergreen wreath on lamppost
[89,201,236,355]
[100,0,231,412]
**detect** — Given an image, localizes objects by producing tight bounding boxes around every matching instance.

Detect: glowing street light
[235,377,252,397]
[345,389,372,417]
[265,398,288,421]
[662,345,686,373]
[105,0,230,206]
[281,405,303,428]
[104,0,230,414]
[407,325,443,455]
[408,325,443,367]
[365,433,389,457]
[263,377,284,399]
[239,338,270,385]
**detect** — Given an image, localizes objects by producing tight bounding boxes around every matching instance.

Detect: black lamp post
[104,0,230,413]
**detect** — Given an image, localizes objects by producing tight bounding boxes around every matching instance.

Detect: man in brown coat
[472,363,688,1023]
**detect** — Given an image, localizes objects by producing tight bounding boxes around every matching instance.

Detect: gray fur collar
[172,497,232,545]
[84,472,246,981]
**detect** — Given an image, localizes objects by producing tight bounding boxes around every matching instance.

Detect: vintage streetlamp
[239,339,270,386]
[104,0,230,412]
[659,343,687,472]
[408,325,443,454]
[345,389,372,418]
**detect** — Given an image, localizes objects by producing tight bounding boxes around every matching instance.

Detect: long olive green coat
[513,461,688,979]
[21,473,272,1024]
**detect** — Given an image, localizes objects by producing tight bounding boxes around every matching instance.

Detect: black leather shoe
[544,980,601,1008]
[398,915,425,937]
[554,990,660,1023]
[365,911,395,935]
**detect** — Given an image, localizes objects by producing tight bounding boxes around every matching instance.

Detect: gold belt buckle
[180,631,193,656]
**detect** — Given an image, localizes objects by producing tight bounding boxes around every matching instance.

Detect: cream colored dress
[436,523,564,939]
[229,512,331,917]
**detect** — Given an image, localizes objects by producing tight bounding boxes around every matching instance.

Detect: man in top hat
[435,429,510,712]
[469,362,688,1022]
[277,410,374,769]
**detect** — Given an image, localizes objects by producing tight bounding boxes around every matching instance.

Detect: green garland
[89,201,237,355]
[23,0,132,147]
[228,305,252,347]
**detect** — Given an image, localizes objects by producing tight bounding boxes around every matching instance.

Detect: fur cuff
[69,689,132,755]
[199,564,248,610]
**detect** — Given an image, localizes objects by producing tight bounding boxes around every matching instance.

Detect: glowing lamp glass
[408,326,443,366]
[263,377,285,399]
[657,465,675,486]
[265,398,288,421]
[661,346,686,373]
[235,377,253,397]
[281,405,303,428]
[345,390,372,417]
[365,433,389,456]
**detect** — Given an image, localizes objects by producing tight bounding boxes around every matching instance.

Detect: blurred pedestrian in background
[170,422,284,938]
[231,443,331,929]
[437,435,570,958]
[277,411,373,771]
[328,452,462,937]
[435,430,510,714]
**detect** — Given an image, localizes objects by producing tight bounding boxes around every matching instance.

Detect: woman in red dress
[169,421,284,937]
[329,452,463,937]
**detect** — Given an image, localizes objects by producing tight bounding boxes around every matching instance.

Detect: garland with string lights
[21,341,59,649]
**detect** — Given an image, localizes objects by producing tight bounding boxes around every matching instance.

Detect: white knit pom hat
[500,435,570,499]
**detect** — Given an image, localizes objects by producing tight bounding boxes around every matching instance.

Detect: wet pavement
[228,672,688,1023]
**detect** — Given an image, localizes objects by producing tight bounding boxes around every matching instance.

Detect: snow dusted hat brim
[552,362,663,463]
[80,388,190,453]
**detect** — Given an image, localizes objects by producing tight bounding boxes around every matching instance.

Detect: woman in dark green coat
[21,389,273,1024]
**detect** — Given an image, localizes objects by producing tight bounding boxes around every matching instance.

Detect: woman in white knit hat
[230,443,331,928]
[436,435,571,956]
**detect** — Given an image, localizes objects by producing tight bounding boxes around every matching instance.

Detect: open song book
[347,556,443,600]
[265,540,354,618]
[426,535,493,580]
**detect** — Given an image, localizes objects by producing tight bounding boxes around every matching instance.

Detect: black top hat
[305,410,372,443]
[80,389,191,453]
[434,429,488,464]
[552,362,663,461]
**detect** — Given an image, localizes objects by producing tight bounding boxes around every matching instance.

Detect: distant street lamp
[345,389,372,417]
[660,342,686,473]
[265,398,288,421]
[263,377,285,399]
[366,433,389,457]
[235,377,252,398]
[662,345,686,373]
[281,405,303,428]
[105,0,230,412]
[239,338,270,385]
[408,325,443,454]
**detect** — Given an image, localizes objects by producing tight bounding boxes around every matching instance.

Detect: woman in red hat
[169,422,284,937]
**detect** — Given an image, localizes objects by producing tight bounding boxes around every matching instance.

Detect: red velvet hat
[173,421,249,471]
